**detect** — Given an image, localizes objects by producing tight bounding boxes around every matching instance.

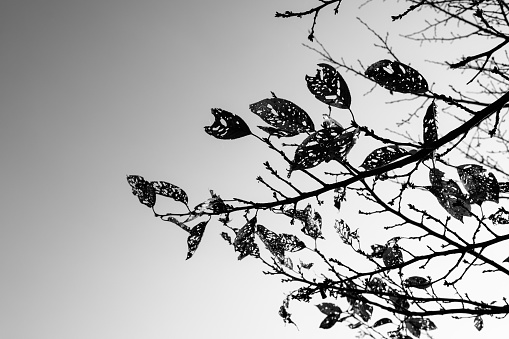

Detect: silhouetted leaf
[291,127,358,173]
[279,304,296,326]
[360,145,408,171]
[404,276,432,289]
[370,244,387,258]
[249,98,314,137]
[205,108,251,139]
[192,190,229,219]
[457,164,499,204]
[320,313,341,329]
[373,318,392,327]
[366,277,386,293]
[127,175,156,208]
[365,59,428,94]
[334,219,358,245]
[316,302,342,315]
[280,233,306,252]
[499,182,509,192]
[352,300,373,322]
[300,204,323,239]
[306,63,351,109]
[405,317,421,338]
[349,322,362,329]
[220,232,232,245]
[151,181,188,205]
[333,187,346,211]
[427,169,471,221]
[474,315,483,331]
[186,220,208,260]
[423,101,438,147]
[489,207,509,224]
[383,245,403,267]
[165,216,191,232]
[257,224,285,259]
[233,217,260,260]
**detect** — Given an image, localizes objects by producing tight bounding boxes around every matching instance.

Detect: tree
[127,1,509,338]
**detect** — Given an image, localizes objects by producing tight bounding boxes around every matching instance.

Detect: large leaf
[383,245,403,267]
[249,98,314,137]
[427,169,471,221]
[127,175,156,208]
[151,181,188,205]
[186,220,208,260]
[360,145,408,171]
[306,63,351,109]
[233,217,260,260]
[423,101,438,146]
[204,108,251,139]
[457,164,499,204]
[291,127,358,173]
[365,59,428,94]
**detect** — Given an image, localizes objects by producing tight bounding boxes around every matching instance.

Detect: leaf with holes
[191,190,229,219]
[489,207,509,224]
[127,175,156,208]
[426,182,471,222]
[360,145,408,171]
[373,318,392,327]
[370,244,387,258]
[300,204,323,239]
[457,164,499,204]
[204,108,251,139]
[280,233,306,252]
[291,127,358,173]
[151,181,188,205]
[423,101,438,148]
[365,59,428,94]
[352,300,373,322]
[319,313,341,329]
[233,217,260,260]
[256,224,285,259]
[306,63,351,109]
[186,220,208,260]
[474,315,483,331]
[500,182,509,192]
[405,318,421,338]
[404,276,431,289]
[383,245,403,267]
[249,98,314,137]
[333,187,346,211]
[366,277,386,293]
[316,302,342,315]
[220,232,232,245]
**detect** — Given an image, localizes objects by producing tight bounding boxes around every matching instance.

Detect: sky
[0,0,508,338]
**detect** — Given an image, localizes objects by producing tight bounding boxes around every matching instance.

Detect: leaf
[405,317,421,338]
[333,187,346,211]
[220,232,232,245]
[404,276,432,289]
[165,216,191,232]
[204,108,251,139]
[370,244,387,258]
[383,245,403,267]
[373,318,393,327]
[423,101,438,147]
[233,217,260,260]
[365,59,428,94]
[427,169,471,221]
[349,322,362,329]
[352,300,373,322]
[389,292,410,311]
[489,207,509,224]
[249,98,314,136]
[334,219,358,245]
[256,225,285,259]
[457,164,499,204]
[127,175,156,208]
[300,204,323,239]
[316,302,342,315]
[186,220,208,260]
[474,315,483,331]
[280,233,306,252]
[151,181,188,205]
[306,63,351,109]
[320,313,341,329]
[191,190,229,219]
[360,145,408,171]
[499,182,509,192]
[279,305,296,326]
[366,277,386,293]
[291,127,358,173]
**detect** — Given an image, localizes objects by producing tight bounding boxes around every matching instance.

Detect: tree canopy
[127,1,509,338]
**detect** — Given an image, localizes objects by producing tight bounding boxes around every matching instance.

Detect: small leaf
[370,244,387,258]
[360,145,408,171]
[334,219,358,245]
[499,182,509,192]
[249,98,314,136]
[316,302,342,315]
[300,204,323,239]
[423,101,438,147]
[186,220,208,260]
[333,187,346,211]
[192,190,229,218]
[365,59,428,94]
[349,322,362,329]
[352,300,373,322]
[127,175,156,208]
[366,277,386,293]
[291,127,358,173]
[233,217,260,260]
[404,276,432,289]
[220,232,232,245]
[405,317,421,338]
[306,63,351,109]
[205,108,251,139]
[320,313,341,329]
[373,318,392,327]
[279,305,296,326]
[474,315,483,331]
[151,181,188,205]
[457,164,499,204]
[490,207,509,224]
[280,233,306,252]
[383,245,403,267]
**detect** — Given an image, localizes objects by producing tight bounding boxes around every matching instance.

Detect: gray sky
[1,1,507,338]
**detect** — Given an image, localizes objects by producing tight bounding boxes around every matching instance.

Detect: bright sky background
[1,0,508,338]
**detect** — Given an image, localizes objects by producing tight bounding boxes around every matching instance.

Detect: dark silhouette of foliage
[127,1,509,338]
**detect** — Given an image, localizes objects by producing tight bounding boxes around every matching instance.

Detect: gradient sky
[1,1,507,338]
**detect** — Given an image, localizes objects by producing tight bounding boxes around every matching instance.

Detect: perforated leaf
[333,187,346,211]
[457,164,499,204]
[499,182,509,192]
[427,169,471,221]
[366,277,386,293]
[127,175,156,208]
[474,315,483,331]
[256,224,285,259]
[204,108,251,139]
[306,63,351,109]
[192,190,229,218]
[186,220,208,260]
[370,244,387,258]
[373,318,392,327]
[360,145,408,171]
[365,59,428,94]
[489,207,509,224]
[334,219,358,245]
[383,245,403,267]
[300,204,323,239]
[352,300,373,322]
[423,101,438,147]
[291,127,358,173]
[316,302,342,315]
[405,317,421,338]
[280,233,306,252]
[249,98,314,137]
[319,313,341,329]
[404,276,431,289]
[151,181,188,205]
[233,217,260,260]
